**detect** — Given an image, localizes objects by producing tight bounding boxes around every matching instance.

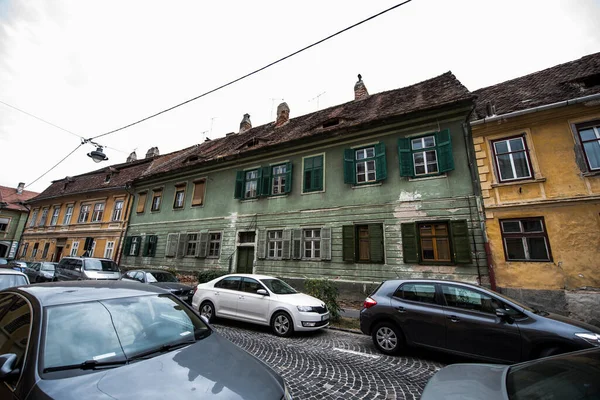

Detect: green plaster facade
[0,209,29,259]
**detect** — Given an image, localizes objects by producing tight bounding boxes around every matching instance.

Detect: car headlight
[575,332,600,346]
[297,305,313,312]
[282,382,293,400]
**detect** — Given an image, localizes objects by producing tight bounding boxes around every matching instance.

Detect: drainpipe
[462,107,497,290]
[116,184,134,265]
[13,202,32,261]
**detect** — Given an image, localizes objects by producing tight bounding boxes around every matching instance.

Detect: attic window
[322,118,340,128]
[105,174,111,183]
[186,156,200,163]
[247,138,259,148]
[580,73,600,89]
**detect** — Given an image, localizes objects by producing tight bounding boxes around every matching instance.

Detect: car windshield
[84,259,119,272]
[506,350,600,399]
[260,278,297,294]
[41,263,57,271]
[146,272,178,283]
[0,274,28,290]
[42,294,210,375]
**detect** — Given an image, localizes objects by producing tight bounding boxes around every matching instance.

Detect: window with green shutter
[236,164,292,199]
[343,143,387,185]
[401,220,471,264]
[303,155,324,192]
[398,129,454,178]
[342,224,385,263]
[143,235,158,257]
[234,169,261,199]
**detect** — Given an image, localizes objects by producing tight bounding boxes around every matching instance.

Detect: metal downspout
[116,185,134,265]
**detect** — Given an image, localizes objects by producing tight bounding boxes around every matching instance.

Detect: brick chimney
[126,151,137,163]
[275,102,290,127]
[17,182,24,194]
[354,74,369,100]
[239,113,252,133]
[145,147,159,158]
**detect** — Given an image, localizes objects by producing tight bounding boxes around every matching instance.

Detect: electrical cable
[0,100,84,139]
[25,144,83,188]
[90,0,414,140]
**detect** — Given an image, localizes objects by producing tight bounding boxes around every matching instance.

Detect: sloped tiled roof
[0,185,39,212]
[139,72,472,179]
[473,52,600,120]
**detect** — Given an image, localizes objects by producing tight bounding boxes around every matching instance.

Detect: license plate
[321,314,329,321]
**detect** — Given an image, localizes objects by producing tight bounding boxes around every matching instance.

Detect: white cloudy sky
[1,0,599,193]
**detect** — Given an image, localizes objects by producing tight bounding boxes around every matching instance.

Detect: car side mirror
[256,289,268,296]
[200,315,210,325]
[0,354,19,380]
[495,308,509,319]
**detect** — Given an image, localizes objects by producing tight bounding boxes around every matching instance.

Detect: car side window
[394,283,438,304]
[0,294,32,388]
[442,285,500,314]
[215,277,242,291]
[241,278,263,294]
[134,272,145,283]
[124,271,137,280]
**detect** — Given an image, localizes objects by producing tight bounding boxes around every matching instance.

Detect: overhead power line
[91,0,414,141]
[25,144,83,188]
[0,100,83,139]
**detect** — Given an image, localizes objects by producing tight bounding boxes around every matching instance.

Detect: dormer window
[322,118,340,129]
[105,174,111,183]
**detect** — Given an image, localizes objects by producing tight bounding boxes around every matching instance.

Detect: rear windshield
[84,259,119,272]
[146,272,178,283]
[41,263,57,271]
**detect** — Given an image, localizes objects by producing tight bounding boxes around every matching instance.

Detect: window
[500,218,551,261]
[165,233,180,258]
[442,285,501,314]
[235,169,258,199]
[303,229,321,259]
[271,164,288,195]
[78,204,90,223]
[112,200,124,221]
[303,155,324,193]
[401,220,471,264]
[492,136,532,182]
[70,241,79,256]
[38,207,49,226]
[143,235,158,257]
[89,240,96,257]
[0,218,8,232]
[398,130,454,178]
[151,190,162,211]
[29,209,38,227]
[32,243,39,258]
[42,243,50,259]
[50,207,60,226]
[91,203,104,222]
[268,230,284,259]
[343,224,384,263]
[208,233,221,258]
[0,295,32,387]
[136,192,147,213]
[20,243,28,257]
[186,234,199,256]
[241,277,263,293]
[344,143,386,185]
[394,282,438,304]
[104,241,115,259]
[124,236,141,256]
[576,121,600,171]
[63,205,73,225]
[173,185,186,209]
[215,276,242,291]
[191,179,206,206]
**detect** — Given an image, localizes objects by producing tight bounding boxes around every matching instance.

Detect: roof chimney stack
[275,102,290,127]
[239,113,252,133]
[354,74,369,100]
[126,151,138,163]
[17,182,24,194]
[145,147,160,159]
[485,101,497,117]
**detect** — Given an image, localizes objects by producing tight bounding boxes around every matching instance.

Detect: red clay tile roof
[140,72,473,179]
[0,185,39,211]
[473,52,600,120]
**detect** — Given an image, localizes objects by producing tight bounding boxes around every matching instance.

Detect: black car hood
[540,311,600,333]
[35,332,284,400]
[150,282,193,291]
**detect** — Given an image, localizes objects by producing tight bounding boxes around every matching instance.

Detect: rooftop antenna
[210,117,217,136]
[270,98,284,119]
[200,130,208,142]
[309,91,326,111]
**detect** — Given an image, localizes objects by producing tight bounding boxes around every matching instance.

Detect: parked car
[421,347,600,399]
[0,281,293,400]
[55,257,121,281]
[360,279,600,363]
[121,269,194,303]
[192,274,329,337]
[6,260,29,272]
[25,262,58,283]
[0,258,8,265]
[0,269,29,290]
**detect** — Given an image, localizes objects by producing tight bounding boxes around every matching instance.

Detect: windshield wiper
[128,339,195,361]
[44,359,127,373]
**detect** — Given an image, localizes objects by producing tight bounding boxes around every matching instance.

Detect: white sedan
[192,274,329,337]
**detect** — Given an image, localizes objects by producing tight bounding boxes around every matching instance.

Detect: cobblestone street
[213,321,450,400]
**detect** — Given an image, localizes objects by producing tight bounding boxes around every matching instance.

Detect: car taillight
[363,297,377,309]
[193,286,198,295]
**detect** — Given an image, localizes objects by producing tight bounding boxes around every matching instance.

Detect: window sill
[301,190,325,195]
[240,198,259,203]
[268,194,288,200]
[491,177,546,188]
[172,208,185,211]
[150,209,161,213]
[351,182,382,189]
[191,204,204,208]
[582,170,600,178]
[408,173,447,182]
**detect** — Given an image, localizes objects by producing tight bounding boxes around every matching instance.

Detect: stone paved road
[212,320,453,400]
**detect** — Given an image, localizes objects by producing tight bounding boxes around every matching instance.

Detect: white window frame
[104,241,115,259]
[91,203,104,222]
[271,165,287,195]
[50,207,60,226]
[173,188,185,209]
[29,209,39,227]
[78,204,90,223]
[186,233,199,256]
[244,170,259,199]
[112,200,124,221]
[493,137,532,182]
[577,123,600,171]
[303,228,321,259]
[267,230,284,259]
[151,191,162,211]
[355,147,376,183]
[208,232,222,258]
[63,205,74,225]
[411,135,438,176]
[89,240,96,257]
[38,207,49,226]
[130,237,141,256]
[70,241,79,257]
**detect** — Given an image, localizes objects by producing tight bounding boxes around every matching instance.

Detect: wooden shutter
[368,224,384,263]
[397,138,414,177]
[284,162,293,194]
[321,227,331,261]
[450,220,472,264]
[143,235,151,256]
[261,166,271,197]
[282,229,292,260]
[166,233,178,257]
[375,142,387,181]
[343,148,356,184]
[198,231,209,258]
[123,236,132,256]
[436,129,455,173]
[401,223,419,263]
[149,235,158,257]
[234,171,244,199]
[257,230,267,259]
[292,229,302,260]
[176,234,186,258]
[136,192,147,213]
[192,180,206,206]
[342,225,355,262]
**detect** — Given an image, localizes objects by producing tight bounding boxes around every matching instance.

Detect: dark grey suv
[360,279,600,363]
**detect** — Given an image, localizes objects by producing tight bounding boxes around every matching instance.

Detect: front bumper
[295,311,330,331]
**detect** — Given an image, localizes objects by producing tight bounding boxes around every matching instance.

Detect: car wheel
[271,311,294,337]
[200,301,215,323]
[372,322,404,355]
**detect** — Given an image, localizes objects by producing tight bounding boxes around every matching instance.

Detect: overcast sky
[1,0,599,193]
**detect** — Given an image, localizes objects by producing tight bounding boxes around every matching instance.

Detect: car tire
[200,301,215,323]
[372,322,404,355]
[271,311,294,337]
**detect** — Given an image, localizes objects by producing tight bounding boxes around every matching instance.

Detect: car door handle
[395,306,406,313]
[214,291,220,296]
[447,315,460,323]
[239,295,245,300]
